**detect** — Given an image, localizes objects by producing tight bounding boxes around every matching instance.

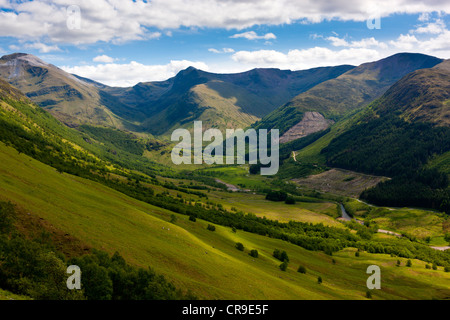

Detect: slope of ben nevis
[0,76,450,300]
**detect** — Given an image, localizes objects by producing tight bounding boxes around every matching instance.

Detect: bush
[445,266,450,272]
[235,242,244,251]
[189,215,196,222]
[355,251,360,257]
[266,190,288,202]
[366,291,372,299]
[249,250,259,258]
[207,224,216,231]
[279,261,288,271]
[432,263,437,270]
[285,197,296,205]
[425,264,431,269]
[317,276,322,284]
[297,266,306,274]
[406,259,412,267]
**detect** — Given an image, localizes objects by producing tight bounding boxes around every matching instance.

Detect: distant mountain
[256,53,443,142]
[369,59,450,126]
[0,53,137,130]
[0,53,353,136]
[320,58,450,178]
[103,65,354,135]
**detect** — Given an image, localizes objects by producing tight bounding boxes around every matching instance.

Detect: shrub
[266,190,288,202]
[189,215,196,222]
[317,276,322,284]
[432,263,437,270]
[285,197,296,205]
[207,224,216,231]
[279,261,288,271]
[366,291,372,299]
[235,242,244,251]
[355,251,360,257]
[297,266,306,274]
[249,250,259,258]
[406,260,412,267]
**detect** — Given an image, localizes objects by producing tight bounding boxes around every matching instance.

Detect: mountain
[369,59,450,126]
[103,65,355,135]
[316,59,450,211]
[0,53,138,130]
[0,53,354,136]
[257,53,443,142]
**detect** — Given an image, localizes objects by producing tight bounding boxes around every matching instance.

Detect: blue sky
[1,1,450,86]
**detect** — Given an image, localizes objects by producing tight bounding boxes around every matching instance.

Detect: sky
[1,0,450,87]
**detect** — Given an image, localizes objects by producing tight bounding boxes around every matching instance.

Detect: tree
[273,249,289,262]
[317,276,322,284]
[297,266,306,274]
[366,290,372,299]
[249,250,259,258]
[189,215,196,222]
[396,260,401,267]
[235,242,244,251]
[355,251,360,257]
[207,224,216,231]
[406,260,412,267]
[170,214,177,224]
[432,263,437,270]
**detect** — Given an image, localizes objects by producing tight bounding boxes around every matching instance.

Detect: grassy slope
[1,142,450,299]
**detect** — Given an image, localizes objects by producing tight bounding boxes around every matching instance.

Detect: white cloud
[24,42,61,53]
[8,44,20,51]
[231,47,382,70]
[61,60,210,87]
[326,36,388,49]
[2,0,449,45]
[412,19,446,34]
[230,31,277,41]
[208,48,235,54]
[418,12,431,22]
[93,55,116,63]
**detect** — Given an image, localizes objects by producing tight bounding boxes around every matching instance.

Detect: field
[1,141,450,300]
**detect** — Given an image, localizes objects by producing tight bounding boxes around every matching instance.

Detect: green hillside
[1,142,450,300]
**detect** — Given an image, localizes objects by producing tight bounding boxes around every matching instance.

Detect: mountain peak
[0,52,51,68]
